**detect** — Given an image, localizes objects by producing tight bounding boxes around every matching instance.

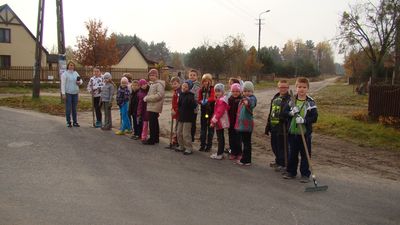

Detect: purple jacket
[137,87,149,121]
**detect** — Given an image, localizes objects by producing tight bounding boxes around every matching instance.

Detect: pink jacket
[211,96,230,130]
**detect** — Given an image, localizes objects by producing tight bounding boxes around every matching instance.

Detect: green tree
[337,0,399,79]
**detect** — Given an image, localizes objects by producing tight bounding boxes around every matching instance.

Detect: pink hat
[138,79,148,86]
[148,68,159,76]
[230,83,241,92]
[120,77,129,84]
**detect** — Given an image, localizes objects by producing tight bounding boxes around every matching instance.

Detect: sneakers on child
[300,176,310,183]
[124,129,132,134]
[183,150,193,155]
[210,153,223,160]
[95,121,102,128]
[72,122,80,127]
[283,173,296,179]
[67,122,72,128]
[237,161,251,166]
[275,166,286,172]
[115,130,125,135]
[229,155,236,160]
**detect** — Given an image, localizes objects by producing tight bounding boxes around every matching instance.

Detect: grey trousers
[177,122,193,152]
[102,102,112,129]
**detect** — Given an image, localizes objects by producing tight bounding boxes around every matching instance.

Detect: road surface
[0,106,399,225]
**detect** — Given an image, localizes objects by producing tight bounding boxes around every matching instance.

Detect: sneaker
[67,122,72,128]
[229,155,237,160]
[237,161,251,166]
[300,176,310,183]
[210,153,223,160]
[124,129,132,134]
[183,150,193,155]
[175,147,185,152]
[115,130,125,135]
[283,173,296,179]
[95,121,102,128]
[275,166,286,172]
[73,122,80,127]
[224,148,230,154]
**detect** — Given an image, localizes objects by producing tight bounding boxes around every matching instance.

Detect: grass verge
[0,95,92,116]
[313,83,400,151]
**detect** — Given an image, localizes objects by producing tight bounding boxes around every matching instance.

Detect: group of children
[87,67,318,181]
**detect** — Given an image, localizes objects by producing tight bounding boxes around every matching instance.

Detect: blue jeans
[119,102,131,131]
[65,93,78,124]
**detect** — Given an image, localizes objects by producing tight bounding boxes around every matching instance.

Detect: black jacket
[228,95,242,129]
[178,91,197,122]
[128,89,139,116]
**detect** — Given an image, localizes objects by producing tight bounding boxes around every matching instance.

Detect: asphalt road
[1,107,399,225]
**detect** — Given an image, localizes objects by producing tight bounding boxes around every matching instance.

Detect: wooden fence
[0,66,149,83]
[368,85,400,117]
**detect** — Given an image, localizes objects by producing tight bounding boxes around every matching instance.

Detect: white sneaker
[210,153,223,160]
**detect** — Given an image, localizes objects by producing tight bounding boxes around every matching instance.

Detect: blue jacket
[283,95,318,136]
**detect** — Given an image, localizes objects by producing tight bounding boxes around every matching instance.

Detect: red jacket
[172,88,181,119]
[197,86,215,104]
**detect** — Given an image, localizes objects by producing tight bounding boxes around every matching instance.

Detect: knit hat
[243,81,254,92]
[138,79,148,86]
[184,79,194,90]
[214,83,225,93]
[103,72,112,80]
[121,77,129,85]
[201,73,213,83]
[148,68,159,76]
[230,83,241,92]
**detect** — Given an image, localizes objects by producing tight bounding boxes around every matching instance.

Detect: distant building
[0,4,53,68]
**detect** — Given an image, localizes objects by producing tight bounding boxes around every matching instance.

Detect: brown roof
[116,43,157,65]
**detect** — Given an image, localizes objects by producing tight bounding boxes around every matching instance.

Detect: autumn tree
[170,52,185,70]
[245,46,263,81]
[344,49,371,81]
[337,0,400,80]
[75,19,119,67]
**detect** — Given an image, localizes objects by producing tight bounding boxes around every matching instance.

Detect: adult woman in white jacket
[61,61,83,127]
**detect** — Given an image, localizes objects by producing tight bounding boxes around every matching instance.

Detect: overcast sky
[2,0,369,63]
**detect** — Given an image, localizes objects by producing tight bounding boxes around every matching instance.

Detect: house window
[0,28,11,43]
[0,55,11,68]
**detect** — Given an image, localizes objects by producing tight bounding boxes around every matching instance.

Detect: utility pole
[257,10,270,55]
[56,0,65,55]
[394,15,399,85]
[32,0,45,98]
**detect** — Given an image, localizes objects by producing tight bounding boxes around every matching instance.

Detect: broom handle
[169,116,174,145]
[283,123,288,168]
[298,124,314,175]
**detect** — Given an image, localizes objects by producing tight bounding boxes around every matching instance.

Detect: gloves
[296,116,305,124]
[289,106,299,116]
[171,110,176,117]
[143,96,147,102]
[201,99,208,106]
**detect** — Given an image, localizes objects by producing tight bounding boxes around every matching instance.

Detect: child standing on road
[100,72,114,131]
[265,80,291,171]
[235,81,257,166]
[170,77,181,147]
[198,73,215,152]
[129,80,140,139]
[116,77,132,135]
[137,79,149,141]
[210,83,230,160]
[176,80,197,155]
[228,83,242,160]
[283,77,318,183]
[143,69,165,145]
[87,67,104,128]
[189,69,201,142]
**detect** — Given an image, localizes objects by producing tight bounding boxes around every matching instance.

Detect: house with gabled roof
[0,4,53,69]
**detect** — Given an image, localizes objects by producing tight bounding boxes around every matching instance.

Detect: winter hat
[103,72,112,80]
[148,68,159,76]
[184,79,194,90]
[201,73,213,83]
[230,83,241,92]
[121,77,129,85]
[138,79,148,86]
[243,81,254,92]
[214,83,225,93]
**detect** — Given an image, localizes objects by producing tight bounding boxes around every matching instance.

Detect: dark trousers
[239,131,252,164]
[65,93,78,124]
[271,130,287,167]
[216,129,225,155]
[200,113,214,148]
[132,114,141,137]
[287,134,312,177]
[148,112,159,143]
[229,128,242,156]
[191,113,197,142]
[93,96,102,122]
